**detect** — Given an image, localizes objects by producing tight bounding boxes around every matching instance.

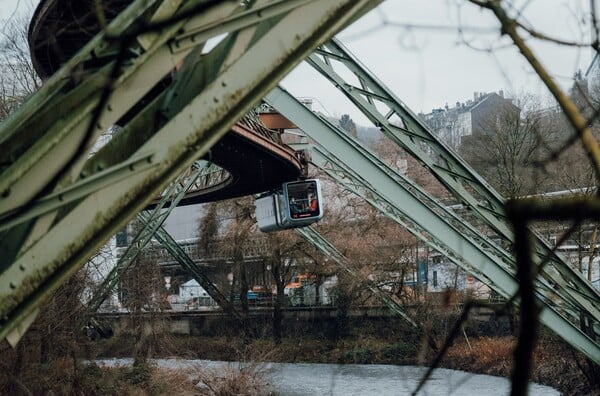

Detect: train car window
[283,179,323,222]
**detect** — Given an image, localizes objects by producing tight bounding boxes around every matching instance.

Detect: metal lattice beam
[264,86,600,364]
[88,160,228,311]
[0,0,380,344]
[307,39,600,320]
[147,215,239,319]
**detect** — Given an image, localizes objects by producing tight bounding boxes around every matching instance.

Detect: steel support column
[265,86,600,364]
[147,215,239,319]
[88,160,231,312]
[306,39,600,321]
[0,0,380,344]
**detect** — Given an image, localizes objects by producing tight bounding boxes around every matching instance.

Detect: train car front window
[286,180,320,219]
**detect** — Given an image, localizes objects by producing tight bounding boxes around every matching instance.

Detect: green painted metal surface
[87,160,209,311]
[307,39,600,320]
[265,85,600,365]
[148,216,239,319]
[1,0,596,368]
[0,0,379,343]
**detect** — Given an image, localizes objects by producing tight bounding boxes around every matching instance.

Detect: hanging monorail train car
[255,179,323,232]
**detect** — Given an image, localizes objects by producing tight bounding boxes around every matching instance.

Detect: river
[95,358,559,395]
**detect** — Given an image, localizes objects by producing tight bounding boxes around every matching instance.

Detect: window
[283,179,323,223]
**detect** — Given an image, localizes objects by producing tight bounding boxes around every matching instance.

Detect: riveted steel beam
[265,85,600,365]
[87,160,210,312]
[306,39,600,321]
[87,160,237,317]
[0,0,380,344]
[148,215,239,319]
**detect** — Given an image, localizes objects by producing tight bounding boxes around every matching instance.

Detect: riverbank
[94,331,597,395]
[95,358,561,395]
[15,306,590,394]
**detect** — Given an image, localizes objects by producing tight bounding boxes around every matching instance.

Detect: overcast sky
[281,0,594,124]
[1,0,594,124]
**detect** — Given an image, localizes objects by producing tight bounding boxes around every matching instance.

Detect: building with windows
[420,91,519,151]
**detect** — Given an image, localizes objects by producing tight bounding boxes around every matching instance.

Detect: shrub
[192,364,273,396]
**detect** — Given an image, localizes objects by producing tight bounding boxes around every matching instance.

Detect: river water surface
[96,358,560,395]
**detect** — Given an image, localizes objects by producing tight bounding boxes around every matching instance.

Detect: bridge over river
[0,0,598,368]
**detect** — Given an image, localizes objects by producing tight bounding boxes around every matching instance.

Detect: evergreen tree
[339,114,358,137]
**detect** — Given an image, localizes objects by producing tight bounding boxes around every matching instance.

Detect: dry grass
[0,356,201,396]
[138,366,200,395]
[92,330,598,395]
[190,363,273,396]
[444,336,514,377]
[441,334,599,395]
[531,334,598,395]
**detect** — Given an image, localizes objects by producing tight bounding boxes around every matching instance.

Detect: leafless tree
[339,113,358,138]
[0,14,41,121]
[0,244,115,394]
[226,198,256,333]
[426,2,600,394]
[265,230,306,343]
[459,94,546,198]
[198,202,220,255]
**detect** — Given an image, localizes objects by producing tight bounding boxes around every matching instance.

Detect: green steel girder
[308,40,506,226]
[0,0,187,217]
[88,160,236,316]
[0,0,380,344]
[87,160,213,311]
[264,86,600,365]
[310,147,512,282]
[147,215,239,319]
[307,148,584,323]
[306,39,600,318]
[0,0,216,272]
[0,151,156,233]
[266,87,518,289]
